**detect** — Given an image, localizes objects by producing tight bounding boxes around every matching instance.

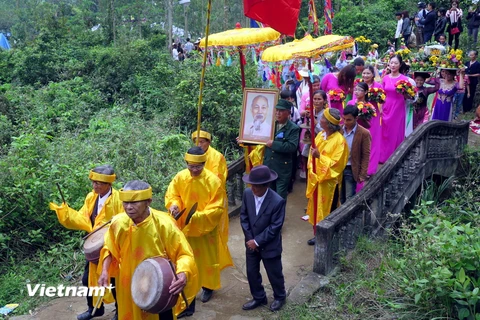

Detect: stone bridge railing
[226,157,246,217]
[313,121,470,275]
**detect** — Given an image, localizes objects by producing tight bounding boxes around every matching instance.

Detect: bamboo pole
[194,0,213,144]
[308,58,318,234]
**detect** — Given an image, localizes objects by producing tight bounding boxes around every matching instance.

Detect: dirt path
[11,179,314,320]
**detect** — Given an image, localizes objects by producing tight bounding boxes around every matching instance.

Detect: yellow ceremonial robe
[99,209,199,320]
[49,189,123,305]
[204,147,233,270]
[165,169,232,292]
[248,145,265,167]
[306,131,349,225]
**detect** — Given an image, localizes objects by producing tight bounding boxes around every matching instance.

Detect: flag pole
[195,0,213,145]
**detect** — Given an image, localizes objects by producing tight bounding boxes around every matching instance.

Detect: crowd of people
[171,37,201,61]
[395,1,480,50]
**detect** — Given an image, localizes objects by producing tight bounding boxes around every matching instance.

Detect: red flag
[243,0,301,36]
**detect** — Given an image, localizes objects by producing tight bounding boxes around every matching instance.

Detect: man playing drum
[49,165,123,320]
[165,146,233,317]
[98,180,199,320]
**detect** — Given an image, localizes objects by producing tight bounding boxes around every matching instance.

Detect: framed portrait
[239,88,279,145]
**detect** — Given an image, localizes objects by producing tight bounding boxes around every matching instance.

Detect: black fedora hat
[242,165,278,184]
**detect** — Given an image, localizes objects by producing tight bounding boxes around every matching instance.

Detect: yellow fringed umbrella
[199,27,280,48]
[199,25,281,89]
[261,34,354,62]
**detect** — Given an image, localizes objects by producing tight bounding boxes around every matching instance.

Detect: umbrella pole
[239,49,246,89]
[308,58,318,235]
[195,0,213,145]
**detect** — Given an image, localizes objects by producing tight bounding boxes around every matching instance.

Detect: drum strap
[90,197,99,227]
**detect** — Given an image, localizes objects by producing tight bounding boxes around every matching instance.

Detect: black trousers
[246,251,286,301]
[82,261,117,310]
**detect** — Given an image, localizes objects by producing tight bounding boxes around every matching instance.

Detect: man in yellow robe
[306,108,349,245]
[98,180,199,320]
[49,165,123,320]
[165,146,233,316]
[191,130,231,274]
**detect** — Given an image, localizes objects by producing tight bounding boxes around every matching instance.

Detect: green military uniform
[263,100,300,199]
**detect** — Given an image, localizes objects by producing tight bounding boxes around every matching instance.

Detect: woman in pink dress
[362,65,382,176]
[321,64,356,117]
[380,54,409,163]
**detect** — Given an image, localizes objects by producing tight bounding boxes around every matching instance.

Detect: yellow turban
[89,170,116,183]
[191,130,212,141]
[119,187,152,202]
[324,108,340,125]
[184,153,207,163]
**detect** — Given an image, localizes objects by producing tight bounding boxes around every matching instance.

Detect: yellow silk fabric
[49,189,124,305]
[165,169,233,291]
[306,131,349,225]
[248,145,265,167]
[98,209,199,319]
[204,146,232,271]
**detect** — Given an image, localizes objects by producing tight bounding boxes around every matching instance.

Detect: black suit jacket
[240,188,286,259]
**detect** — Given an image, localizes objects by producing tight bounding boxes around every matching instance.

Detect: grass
[0,238,84,316]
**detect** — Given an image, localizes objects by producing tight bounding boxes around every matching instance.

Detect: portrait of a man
[240,89,278,144]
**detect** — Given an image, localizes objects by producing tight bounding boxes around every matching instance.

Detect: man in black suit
[418,2,437,43]
[240,165,287,312]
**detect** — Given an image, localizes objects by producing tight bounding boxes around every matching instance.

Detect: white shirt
[97,188,112,213]
[395,19,403,38]
[253,188,269,215]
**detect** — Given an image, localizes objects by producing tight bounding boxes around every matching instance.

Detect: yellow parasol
[261,34,354,62]
[199,24,280,88]
[199,27,280,48]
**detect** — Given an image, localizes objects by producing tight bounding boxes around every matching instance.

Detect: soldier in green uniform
[263,99,300,199]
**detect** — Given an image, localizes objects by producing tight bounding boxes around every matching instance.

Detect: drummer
[98,180,198,320]
[49,165,123,320]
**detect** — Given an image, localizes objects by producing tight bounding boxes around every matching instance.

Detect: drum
[131,257,179,314]
[83,226,108,264]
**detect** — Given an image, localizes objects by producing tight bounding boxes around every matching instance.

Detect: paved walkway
[12,179,314,320]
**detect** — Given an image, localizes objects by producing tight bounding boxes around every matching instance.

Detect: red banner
[244,0,301,36]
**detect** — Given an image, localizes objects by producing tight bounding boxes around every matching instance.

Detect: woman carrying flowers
[321,64,356,117]
[431,68,465,121]
[380,54,411,163]
[361,65,383,175]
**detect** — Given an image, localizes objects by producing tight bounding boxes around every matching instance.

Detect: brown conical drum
[83,226,108,264]
[131,257,179,314]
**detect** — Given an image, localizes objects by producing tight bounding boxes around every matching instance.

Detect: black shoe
[200,287,213,303]
[270,299,285,311]
[242,297,268,310]
[177,299,195,318]
[77,306,105,320]
[307,237,316,246]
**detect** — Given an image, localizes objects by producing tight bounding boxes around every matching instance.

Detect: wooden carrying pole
[307,58,318,234]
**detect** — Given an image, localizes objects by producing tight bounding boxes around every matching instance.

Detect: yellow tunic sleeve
[181,174,225,238]
[165,173,184,211]
[248,145,265,167]
[49,192,96,232]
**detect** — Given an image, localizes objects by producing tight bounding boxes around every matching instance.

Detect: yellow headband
[119,187,152,202]
[324,108,340,125]
[89,170,116,183]
[184,153,207,163]
[191,130,211,142]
